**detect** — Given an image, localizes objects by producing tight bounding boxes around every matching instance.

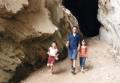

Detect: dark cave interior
[63,0,101,37]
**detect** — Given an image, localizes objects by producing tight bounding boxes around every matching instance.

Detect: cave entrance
[62,0,101,37]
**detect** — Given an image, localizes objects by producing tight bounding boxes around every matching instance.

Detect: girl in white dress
[47,41,59,74]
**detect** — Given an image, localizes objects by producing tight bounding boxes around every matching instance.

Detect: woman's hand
[77,43,81,51]
[66,41,69,48]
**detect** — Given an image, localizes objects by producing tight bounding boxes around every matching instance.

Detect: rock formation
[98,0,120,60]
[0,0,78,82]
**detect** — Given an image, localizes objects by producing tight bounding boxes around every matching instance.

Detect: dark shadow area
[63,0,101,37]
[9,60,47,83]
[85,64,94,72]
[53,68,67,74]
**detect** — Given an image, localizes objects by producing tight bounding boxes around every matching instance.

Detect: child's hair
[52,41,57,44]
[82,40,85,42]
[51,41,58,47]
[81,39,87,45]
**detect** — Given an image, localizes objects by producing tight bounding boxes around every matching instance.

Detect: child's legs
[47,56,55,71]
[79,57,83,68]
[50,57,56,72]
[81,57,86,68]
[47,56,51,67]
[50,64,54,72]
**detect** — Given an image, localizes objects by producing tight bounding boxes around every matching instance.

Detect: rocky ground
[20,37,120,83]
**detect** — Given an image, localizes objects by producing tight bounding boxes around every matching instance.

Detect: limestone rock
[98,0,120,59]
[0,0,28,18]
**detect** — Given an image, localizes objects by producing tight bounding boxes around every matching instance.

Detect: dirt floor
[21,37,120,83]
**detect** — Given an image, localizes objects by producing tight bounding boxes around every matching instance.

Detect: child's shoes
[80,67,85,73]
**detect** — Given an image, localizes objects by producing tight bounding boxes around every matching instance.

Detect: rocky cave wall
[2,0,120,82]
[98,0,120,60]
[0,0,78,82]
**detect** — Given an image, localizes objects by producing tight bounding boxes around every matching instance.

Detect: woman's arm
[77,43,81,51]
